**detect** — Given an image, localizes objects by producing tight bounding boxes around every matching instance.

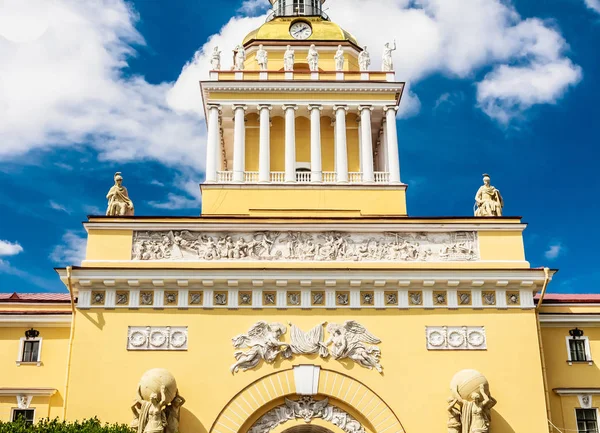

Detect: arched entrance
[210,367,405,433]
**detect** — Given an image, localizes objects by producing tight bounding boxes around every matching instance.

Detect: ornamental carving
[132,230,478,262]
[230,321,382,374]
[426,326,486,350]
[128,327,188,351]
[249,397,366,433]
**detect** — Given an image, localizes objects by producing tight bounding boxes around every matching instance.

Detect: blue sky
[0,0,598,294]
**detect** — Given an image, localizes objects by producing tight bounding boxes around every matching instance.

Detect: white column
[385,106,401,183]
[382,119,389,171]
[258,104,272,183]
[205,104,221,183]
[284,104,298,183]
[233,105,247,183]
[359,106,374,183]
[309,104,322,183]
[334,105,349,183]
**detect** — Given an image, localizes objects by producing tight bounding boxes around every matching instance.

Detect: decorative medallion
[426,326,487,350]
[127,326,188,351]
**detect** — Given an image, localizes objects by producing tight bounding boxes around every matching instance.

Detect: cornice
[0,388,57,397]
[539,314,600,326]
[0,314,72,327]
[554,388,600,395]
[201,80,405,94]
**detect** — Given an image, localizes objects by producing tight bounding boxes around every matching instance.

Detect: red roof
[536,293,600,304]
[0,293,71,303]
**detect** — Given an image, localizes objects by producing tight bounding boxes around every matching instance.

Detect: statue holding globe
[449,370,497,433]
[131,369,185,433]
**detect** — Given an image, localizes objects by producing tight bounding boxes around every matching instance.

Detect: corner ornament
[230,321,382,374]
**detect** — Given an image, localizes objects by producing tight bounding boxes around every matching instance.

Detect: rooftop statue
[307,44,319,72]
[284,45,295,71]
[358,46,371,71]
[106,172,134,216]
[334,45,345,71]
[234,45,246,71]
[256,44,268,70]
[210,46,221,70]
[382,40,397,72]
[474,174,504,217]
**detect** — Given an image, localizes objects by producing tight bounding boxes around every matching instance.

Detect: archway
[209,368,406,433]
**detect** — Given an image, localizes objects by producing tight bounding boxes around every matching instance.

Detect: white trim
[10,407,36,424]
[83,221,526,233]
[0,388,57,397]
[555,389,600,395]
[540,315,600,325]
[16,337,42,366]
[0,315,71,327]
[566,335,593,365]
[201,81,405,94]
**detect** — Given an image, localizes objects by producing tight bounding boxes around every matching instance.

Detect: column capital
[384,105,399,113]
[333,105,349,112]
[283,104,299,111]
[358,105,374,112]
[207,103,222,112]
[233,104,248,111]
[257,104,272,111]
[308,104,323,111]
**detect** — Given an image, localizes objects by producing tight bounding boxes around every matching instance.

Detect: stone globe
[450,369,489,400]
[138,368,178,404]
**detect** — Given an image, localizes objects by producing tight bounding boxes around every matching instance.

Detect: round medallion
[290,21,312,40]
[467,331,485,347]
[428,331,445,347]
[130,331,147,347]
[150,331,167,347]
[170,331,187,348]
[448,331,465,347]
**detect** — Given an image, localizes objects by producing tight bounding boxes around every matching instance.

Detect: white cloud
[434,91,465,111]
[151,180,165,187]
[0,240,23,257]
[49,200,71,214]
[238,0,270,15]
[545,243,564,260]
[83,205,103,215]
[585,0,600,13]
[50,231,87,265]
[148,172,202,210]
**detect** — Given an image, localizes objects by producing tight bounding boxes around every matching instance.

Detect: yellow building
[1,2,597,433]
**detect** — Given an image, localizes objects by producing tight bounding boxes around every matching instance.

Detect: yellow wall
[63,308,549,433]
[0,326,69,421]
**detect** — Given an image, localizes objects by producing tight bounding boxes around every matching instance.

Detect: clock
[290,21,312,40]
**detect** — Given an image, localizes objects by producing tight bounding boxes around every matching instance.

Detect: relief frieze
[131,230,479,262]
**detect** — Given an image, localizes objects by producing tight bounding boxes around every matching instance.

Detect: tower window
[577,409,598,433]
[566,334,592,365]
[12,409,35,425]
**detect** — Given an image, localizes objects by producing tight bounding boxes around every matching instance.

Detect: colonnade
[205,104,401,184]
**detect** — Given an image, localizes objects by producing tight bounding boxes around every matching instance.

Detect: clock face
[290,21,312,40]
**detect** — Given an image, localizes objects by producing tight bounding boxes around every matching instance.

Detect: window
[566,336,592,364]
[577,409,598,433]
[17,337,42,366]
[11,409,35,425]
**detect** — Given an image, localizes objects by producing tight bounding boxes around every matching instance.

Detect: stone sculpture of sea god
[106,172,134,216]
[131,368,185,433]
[284,45,295,71]
[210,46,221,70]
[358,46,370,71]
[382,40,397,72]
[474,174,504,217]
[334,45,345,71]
[307,44,319,72]
[234,45,246,71]
[256,44,268,70]
[447,369,497,433]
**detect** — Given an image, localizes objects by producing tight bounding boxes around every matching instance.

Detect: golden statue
[106,172,134,216]
[474,174,503,217]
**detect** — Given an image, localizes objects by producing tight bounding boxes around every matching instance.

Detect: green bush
[0,418,133,433]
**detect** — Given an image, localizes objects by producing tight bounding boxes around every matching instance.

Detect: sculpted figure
[284,45,295,71]
[106,172,134,216]
[307,44,319,72]
[447,397,462,433]
[334,45,344,71]
[210,46,221,70]
[289,322,329,357]
[358,46,370,71]
[382,40,397,71]
[474,174,503,217]
[133,385,168,433]
[165,392,186,433]
[230,321,290,373]
[324,321,383,372]
[256,44,268,70]
[453,384,496,433]
[234,45,246,70]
